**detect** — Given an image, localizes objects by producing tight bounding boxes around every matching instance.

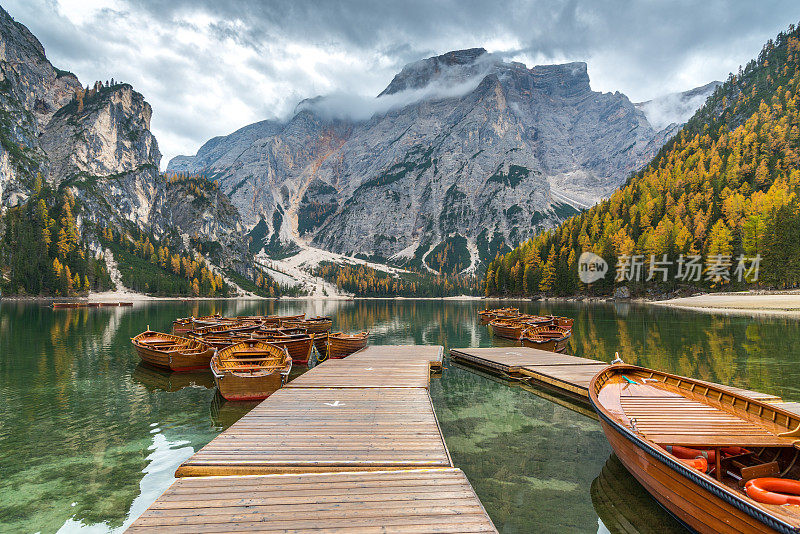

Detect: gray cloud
[4,0,799,166]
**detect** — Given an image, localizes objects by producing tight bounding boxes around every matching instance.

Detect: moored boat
[519,334,559,352]
[488,319,526,340]
[251,332,315,365]
[210,340,291,401]
[131,330,215,372]
[283,316,332,334]
[525,324,572,352]
[589,364,800,534]
[326,331,369,359]
[172,317,195,335]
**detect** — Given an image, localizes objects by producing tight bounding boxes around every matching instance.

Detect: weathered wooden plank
[450,346,604,373]
[126,469,497,533]
[346,345,444,369]
[286,359,432,389]
[177,387,451,476]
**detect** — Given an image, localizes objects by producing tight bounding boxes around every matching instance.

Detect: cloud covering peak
[5,0,798,166]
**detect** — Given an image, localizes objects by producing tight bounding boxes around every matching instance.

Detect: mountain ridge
[169,49,712,272]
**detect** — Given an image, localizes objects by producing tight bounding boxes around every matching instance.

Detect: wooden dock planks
[346,344,444,369]
[176,387,451,476]
[128,345,497,532]
[449,346,604,374]
[127,469,497,533]
[286,359,432,389]
[450,347,786,404]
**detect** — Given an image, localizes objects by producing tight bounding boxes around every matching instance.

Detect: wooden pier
[128,345,496,532]
[127,469,495,533]
[450,347,795,411]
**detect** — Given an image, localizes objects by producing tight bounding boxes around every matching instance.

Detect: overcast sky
[5,0,799,167]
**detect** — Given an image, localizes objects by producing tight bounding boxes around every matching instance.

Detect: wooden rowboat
[283,316,332,334]
[131,331,215,372]
[326,331,369,359]
[251,333,315,365]
[172,317,195,335]
[488,319,526,340]
[519,334,559,353]
[524,325,572,352]
[210,340,292,401]
[590,364,800,534]
[546,315,574,328]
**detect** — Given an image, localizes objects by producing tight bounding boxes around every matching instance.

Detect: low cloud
[296,55,497,121]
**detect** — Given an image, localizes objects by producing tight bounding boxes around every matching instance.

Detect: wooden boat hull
[134,344,214,372]
[520,337,558,352]
[132,332,215,372]
[589,365,800,534]
[283,317,332,334]
[327,333,368,359]
[266,336,314,365]
[212,368,285,401]
[211,341,291,402]
[596,414,784,534]
[489,322,524,340]
[172,321,193,335]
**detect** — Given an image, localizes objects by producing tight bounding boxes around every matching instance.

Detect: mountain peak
[378,47,490,96]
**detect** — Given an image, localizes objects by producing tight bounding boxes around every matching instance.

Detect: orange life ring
[745,478,800,505]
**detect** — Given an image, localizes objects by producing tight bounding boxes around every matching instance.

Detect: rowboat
[517,314,554,326]
[172,317,195,334]
[478,307,519,323]
[524,325,572,352]
[589,364,800,534]
[546,315,574,328]
[210,340,292,401]
[190,314,225,329]
[131,331,215,372]
[283,316,332,334]
[519,334,560,352]
[252,333,315,365]
[488,319,526,340]
[326,331,369,359]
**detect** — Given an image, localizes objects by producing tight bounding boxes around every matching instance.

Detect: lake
[1,299,799,533]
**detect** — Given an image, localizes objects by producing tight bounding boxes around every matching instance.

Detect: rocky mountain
[0,6,248,273]
[171,49,710,271]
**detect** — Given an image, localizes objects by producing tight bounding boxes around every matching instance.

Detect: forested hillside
[0,175,113,296]
[486,23,800,296]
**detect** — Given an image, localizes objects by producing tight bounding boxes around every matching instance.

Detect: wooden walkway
[128,345,496,532]
[176,387,451,476]
[127,469,496,533]
[450,347,791,406]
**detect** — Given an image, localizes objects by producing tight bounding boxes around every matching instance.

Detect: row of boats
[479,307,573,353]
[131,313,369,401]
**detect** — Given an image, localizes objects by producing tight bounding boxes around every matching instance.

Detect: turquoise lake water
[1,299,799,533]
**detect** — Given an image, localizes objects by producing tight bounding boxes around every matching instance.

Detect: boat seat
[720,452,780,486]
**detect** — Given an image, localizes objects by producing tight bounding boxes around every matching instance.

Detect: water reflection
[131,365,214,392]
[1,299,799,533]
[590,455,684,534]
